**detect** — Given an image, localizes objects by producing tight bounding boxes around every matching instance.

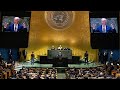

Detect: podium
[48,50,72,59]
[52,58,68,67]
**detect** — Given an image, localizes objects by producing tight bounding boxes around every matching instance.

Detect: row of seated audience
[0,59,15,79]
[1,55,120,79]
[65,62,120,79]
[9,67,57,79]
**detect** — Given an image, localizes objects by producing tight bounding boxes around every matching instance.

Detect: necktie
[14,25,17,32]
[102,26,106,33]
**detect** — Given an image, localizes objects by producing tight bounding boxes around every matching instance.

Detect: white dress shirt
[102,25,106,33]
[25,50,27,55]
[58,46,62,50]
[110,51,113,57]
[14,24,18,32]
[104,52,106,56]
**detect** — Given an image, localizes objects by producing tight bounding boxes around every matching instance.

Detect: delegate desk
[47,49,72,60]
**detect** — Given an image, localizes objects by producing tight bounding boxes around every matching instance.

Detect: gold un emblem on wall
[45,11,75,30]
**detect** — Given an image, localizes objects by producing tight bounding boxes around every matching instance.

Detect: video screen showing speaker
[2,17,30,32]
[89,11,119,49]
[90,18,118,33]
[0,11,31,48]
[1,11,31,32]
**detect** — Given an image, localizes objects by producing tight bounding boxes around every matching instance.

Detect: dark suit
[99,52,103,63]
[109,52,113,63]
[84,52,88,64]
[93,25,116,33]
[17,51,21,61]
[4,23,27,32]
[31,53,35,65]
[8,49,14,64]
[22,50,27,60]
[103,52,108,64]
[57,52,62,60]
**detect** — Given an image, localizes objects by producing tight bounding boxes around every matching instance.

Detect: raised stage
[15,60,101,73]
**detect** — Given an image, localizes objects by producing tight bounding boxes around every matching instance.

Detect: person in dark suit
[3,17,27,32]
[8,49,15,65]
[84,51,89,64]
[109,51,113,63]
[100,52,104,64]
[57,51,62,60]
[9,54,13,63]
[8,49,13,63]
[105,51,108,64]
[98,51,103,64]
[22,49,27,60]
[31,52,35,65]
[92,18,116,33]
[103,50,108,64]
[17,51,21,61]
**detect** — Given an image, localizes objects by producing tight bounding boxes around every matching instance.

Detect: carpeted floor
[57,73,66,79]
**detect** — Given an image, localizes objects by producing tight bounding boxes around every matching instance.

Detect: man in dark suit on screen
[3,17,27,32]
[92,18,116,33]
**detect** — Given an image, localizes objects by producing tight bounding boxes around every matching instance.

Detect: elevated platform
[15,60,101,73]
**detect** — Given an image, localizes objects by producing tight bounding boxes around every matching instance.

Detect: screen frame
[90,17,119,33]
[89,11,119,49]
[1,11,31,33]
[0,11,31,48]
[89,11,119,34]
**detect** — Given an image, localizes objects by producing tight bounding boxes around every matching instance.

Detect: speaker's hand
[4,22,8,28]
[111,23,114,29]
[92,24,96,30]
[23,22,26,28]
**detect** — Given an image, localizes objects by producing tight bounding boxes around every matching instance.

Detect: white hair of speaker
[14,17,20,20]
[101,18,107,21]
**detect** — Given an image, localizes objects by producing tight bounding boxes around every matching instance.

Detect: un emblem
[45,11,75,30]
